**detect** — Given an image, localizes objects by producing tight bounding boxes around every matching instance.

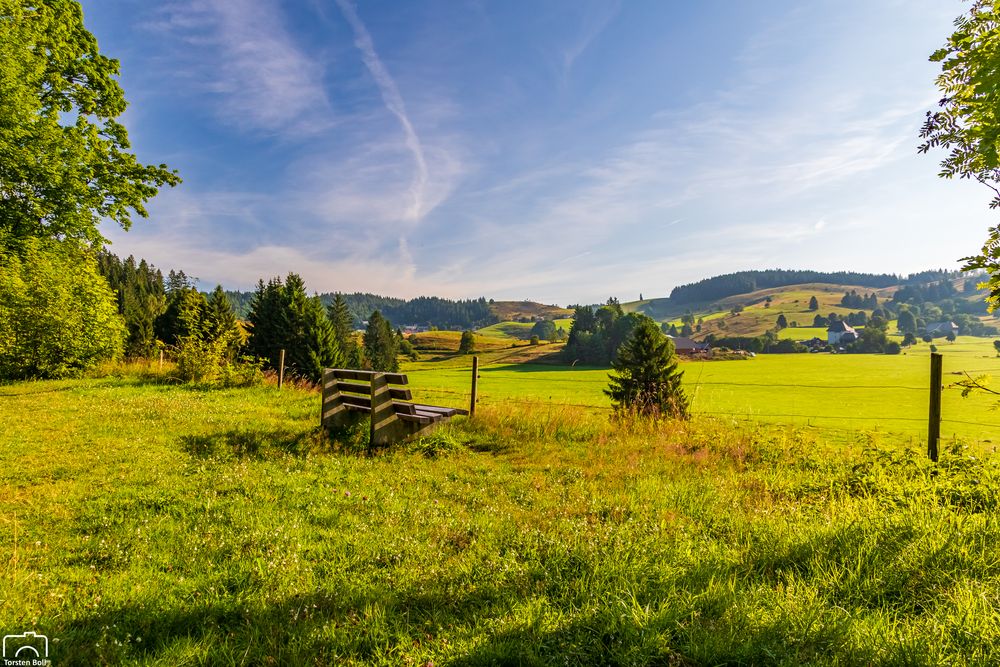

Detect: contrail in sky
[335,0,428,223]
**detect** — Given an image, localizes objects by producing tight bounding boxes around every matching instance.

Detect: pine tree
[605,317,688,418]
[156,287,207,346]
[327,293,359,366]
[205,285,241,357]
[808,295,819,311]
[246,278,285,367]
[246,274,340,381]
[776,313,788,329]
[363,310,399,372]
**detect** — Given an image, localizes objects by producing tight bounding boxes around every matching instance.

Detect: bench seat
[321,369,468,447]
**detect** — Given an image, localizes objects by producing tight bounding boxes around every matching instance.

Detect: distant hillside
[222,289,570,331]
[638,274,997,340]
[668,269,917,305]
[489,300,573,321]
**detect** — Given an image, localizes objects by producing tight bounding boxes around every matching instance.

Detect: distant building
[925,321,959,338]
[827,321,857,345]
[667,336,709,354]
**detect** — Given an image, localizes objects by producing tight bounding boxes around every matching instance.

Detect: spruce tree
[808,295,819,311]
[605,317,688,418]
[246,274,340,382]
[363,310,399,372]
[205,285,241,356]
[246,278,285,367]
[327,292,359,366]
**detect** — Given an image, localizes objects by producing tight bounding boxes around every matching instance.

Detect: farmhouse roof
[667,336,708,352]
[826,321,856,333]
[926,321,958,332]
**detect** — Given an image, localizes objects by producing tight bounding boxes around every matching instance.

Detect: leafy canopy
[0,237,125,378]
[0,0,179,246]
[921,1,1000,309]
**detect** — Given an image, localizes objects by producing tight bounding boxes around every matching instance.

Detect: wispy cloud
[562,1,621,72]
[149,0,331,135]
[335,0,430,223]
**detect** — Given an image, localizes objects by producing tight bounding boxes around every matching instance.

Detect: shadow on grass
[50,499,953,666]
[180,426,320,459]
[53,558,879,667]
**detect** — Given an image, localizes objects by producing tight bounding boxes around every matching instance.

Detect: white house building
[827,321,857,345]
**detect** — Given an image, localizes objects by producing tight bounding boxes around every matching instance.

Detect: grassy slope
[4,376,1000,664]
[627,282,1000,339]
[403,336,1000,444]
[489,301,573,321]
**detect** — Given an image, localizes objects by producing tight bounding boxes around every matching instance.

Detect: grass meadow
[405,336,1000,445]
[4,371,1000,664]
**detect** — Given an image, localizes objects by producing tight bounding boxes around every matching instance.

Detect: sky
[81,0,996,305]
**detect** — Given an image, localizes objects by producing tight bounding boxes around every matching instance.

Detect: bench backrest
[321,369,414,424]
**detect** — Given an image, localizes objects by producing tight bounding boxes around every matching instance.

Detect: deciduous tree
[459,330,476,354]
[0,0,179,247]
[0,238,124,378]
[921,1,1000,309]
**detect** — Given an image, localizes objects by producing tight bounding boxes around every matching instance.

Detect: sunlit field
[4,372,1000,664]
[404,336,1000,444]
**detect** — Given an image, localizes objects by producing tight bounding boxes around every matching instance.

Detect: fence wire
[403,362,1000,436]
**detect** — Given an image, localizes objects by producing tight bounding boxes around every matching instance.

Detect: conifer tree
[246,274,340,382]
[363,310,398,372]
[205,285,242,357]
[808,295,819,311]
[327,292,359,366]
[605,317,688,418]
[776,313,788,329]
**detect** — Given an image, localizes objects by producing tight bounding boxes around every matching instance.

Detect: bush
[174,333,263,387]
[459,330,475,354]
[885,341,902,355]
[0,239,125,379]
[529,335,540,345]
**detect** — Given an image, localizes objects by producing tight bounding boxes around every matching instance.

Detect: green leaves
[0,238,125,378]
[0,0,179,247]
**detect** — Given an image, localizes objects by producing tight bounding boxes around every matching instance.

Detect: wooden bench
[320,368,468,447]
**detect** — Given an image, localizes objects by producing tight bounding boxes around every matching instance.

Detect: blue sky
[84,0,994,304]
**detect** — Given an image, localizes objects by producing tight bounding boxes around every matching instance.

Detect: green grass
[404,336,1000,444]
[777,326,829,340]
[5,373,1000,664]
[476,321,535,339]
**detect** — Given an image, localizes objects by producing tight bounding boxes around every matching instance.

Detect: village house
[925,321,959,338]
[668,335,709,355]
[827,321,857,345]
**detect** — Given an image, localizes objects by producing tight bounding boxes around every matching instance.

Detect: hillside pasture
[407,330,512,353]
[476,321,536,339]
[489,300,573,321]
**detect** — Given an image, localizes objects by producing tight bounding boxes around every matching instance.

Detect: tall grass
[1,374,999,664]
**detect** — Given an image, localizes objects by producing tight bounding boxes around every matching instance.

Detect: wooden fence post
[158,349,163,371]
[470,356,479,417]
[928,352,943,462]
[278,349,286,389]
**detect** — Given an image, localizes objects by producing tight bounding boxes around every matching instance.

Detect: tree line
[224,290,498,331]
[666,269,972,305]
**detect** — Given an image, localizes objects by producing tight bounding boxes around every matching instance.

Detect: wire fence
[401,360,1000,437]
